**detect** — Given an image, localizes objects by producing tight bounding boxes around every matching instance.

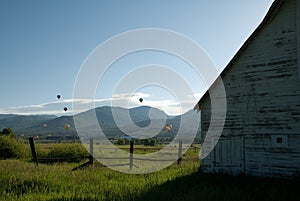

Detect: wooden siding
[244,134,300,177]
[200,0,300,177]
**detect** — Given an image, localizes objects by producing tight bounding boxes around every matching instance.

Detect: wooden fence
[29,137,195,171]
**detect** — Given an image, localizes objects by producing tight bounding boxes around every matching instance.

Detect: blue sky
[0,0,273,116]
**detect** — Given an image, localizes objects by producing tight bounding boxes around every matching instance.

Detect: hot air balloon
[64,107,68,112]
[57,94,61,99]
[165,124,172,132]
[139,98,143,103]
[43,123,47,128]
[64,124,71,130]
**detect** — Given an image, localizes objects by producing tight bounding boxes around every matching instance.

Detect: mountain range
[0,106,201,139]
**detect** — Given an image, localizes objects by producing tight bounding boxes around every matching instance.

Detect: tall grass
[1,143,299,201]
[35,143,89,163]
[0,160,199,201]
[0,136,28,159]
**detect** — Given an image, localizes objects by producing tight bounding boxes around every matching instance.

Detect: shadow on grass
[133,171,300,201]
[45,171,300,201]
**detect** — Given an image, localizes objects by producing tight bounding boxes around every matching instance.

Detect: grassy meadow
[0,143,299,201]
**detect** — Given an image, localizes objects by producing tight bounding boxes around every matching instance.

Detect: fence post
[89,138,94,166]
[29,137,38,165]
[129,140,134,170]
[177,140,182,164]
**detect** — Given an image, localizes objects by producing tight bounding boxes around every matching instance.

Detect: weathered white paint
[197,0,300,178]
[296,0,300,80]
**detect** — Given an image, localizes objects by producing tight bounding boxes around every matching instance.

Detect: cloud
[0,92,203,116]
[0,99,99,116]
[111,92,150,100]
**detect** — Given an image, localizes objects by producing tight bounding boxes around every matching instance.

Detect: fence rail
[29,137,195,171]
[38,156,90,161]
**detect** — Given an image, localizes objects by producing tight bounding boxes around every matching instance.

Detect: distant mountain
[129,106,170,122]
[0,115,57,132]
[39,115,57,119]
[127,109,201,138]
[71,106,172,139]
[0,114,18,120]
[24,115,75,137]
[0,106,201,139]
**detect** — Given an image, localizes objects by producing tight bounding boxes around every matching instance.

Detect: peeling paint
[199,0,300,178]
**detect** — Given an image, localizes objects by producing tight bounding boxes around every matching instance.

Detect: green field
[0,144,299,201]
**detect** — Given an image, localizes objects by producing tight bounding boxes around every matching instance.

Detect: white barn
[195,0,300,177]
